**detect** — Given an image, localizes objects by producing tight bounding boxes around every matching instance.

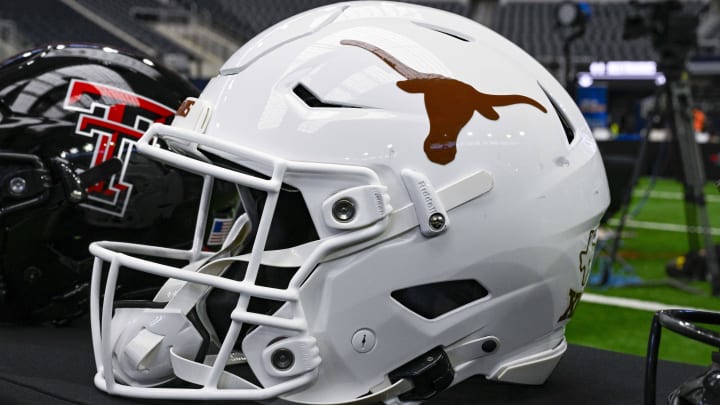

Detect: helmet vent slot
[292,83,361,109]
[412,21,471,42]
[391,279,489,319]
[541,87,575,145]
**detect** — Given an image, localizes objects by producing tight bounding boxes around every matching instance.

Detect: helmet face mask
[89,2,610,403]
[645,310,720,405]
[0,43,215,324]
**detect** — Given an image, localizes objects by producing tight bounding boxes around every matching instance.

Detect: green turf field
[566,177,720,366]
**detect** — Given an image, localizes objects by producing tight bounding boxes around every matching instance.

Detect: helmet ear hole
[391,280,489,319]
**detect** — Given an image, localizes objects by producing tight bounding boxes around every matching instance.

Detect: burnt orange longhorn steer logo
[341,39,548,165]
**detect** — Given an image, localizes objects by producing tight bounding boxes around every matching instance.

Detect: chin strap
[119,215,252,373]
[287,378,415,405]
[169,347,260,390]
[152,214,251,307]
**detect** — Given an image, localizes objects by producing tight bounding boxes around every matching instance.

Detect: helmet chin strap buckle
[289,347,453,405]
[388,346,455,401]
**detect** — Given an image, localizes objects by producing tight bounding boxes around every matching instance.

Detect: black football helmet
[645,309,720,405]
[0,44,233,324]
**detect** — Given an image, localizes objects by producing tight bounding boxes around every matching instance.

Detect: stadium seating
[0,0,715,79]
[492,2,657,63]
[73,0,194,57]
[190,0,471,43]
[0,0,133,53]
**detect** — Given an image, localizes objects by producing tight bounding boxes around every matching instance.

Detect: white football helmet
[89,1,609,404]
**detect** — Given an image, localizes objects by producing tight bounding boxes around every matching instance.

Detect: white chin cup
[109,308,204,387]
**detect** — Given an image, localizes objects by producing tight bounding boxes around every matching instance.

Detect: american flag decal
[207,218,234,246]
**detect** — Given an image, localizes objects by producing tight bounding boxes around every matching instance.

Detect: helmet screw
[351,328,377,353]
[69,189,84,203]
[428,213,446,230]
[271,348,295,371]
[332,198,356,222]
[9,177,26,196]
[24,266,42,283]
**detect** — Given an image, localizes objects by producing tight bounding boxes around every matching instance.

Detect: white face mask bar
[89,122,392,400]
[89,118,494,402]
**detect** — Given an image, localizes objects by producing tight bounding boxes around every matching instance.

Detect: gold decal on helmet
[559,229,599,322]
[176,98,196,117]
[558,289,583,322]
[579,229,598,287]
[341,39,548,165]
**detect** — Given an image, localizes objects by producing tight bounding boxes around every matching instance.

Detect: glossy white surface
[90,2,610,404]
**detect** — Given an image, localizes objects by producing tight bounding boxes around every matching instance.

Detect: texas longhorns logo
[341,40,548,164]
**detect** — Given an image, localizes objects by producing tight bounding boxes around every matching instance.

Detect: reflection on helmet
[89,2,610,404]
[0,43,237,324]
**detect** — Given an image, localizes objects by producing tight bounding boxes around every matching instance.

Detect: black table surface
[0,317,707,404]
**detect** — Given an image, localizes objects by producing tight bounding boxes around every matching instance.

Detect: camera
[623,0,699,77]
